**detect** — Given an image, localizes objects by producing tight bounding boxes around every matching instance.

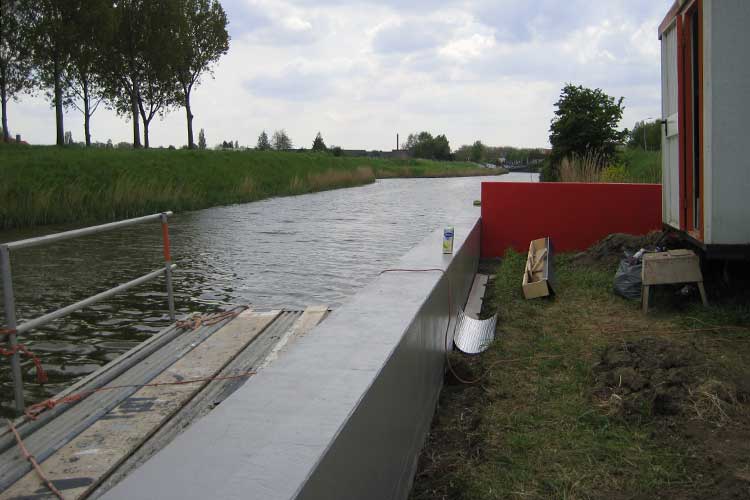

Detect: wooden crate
[641,249,708,313]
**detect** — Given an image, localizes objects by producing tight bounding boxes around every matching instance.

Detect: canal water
[0,173,537,415]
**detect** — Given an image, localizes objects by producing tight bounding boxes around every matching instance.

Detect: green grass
[0,145,505,230]
[602,148,662,184]
[411,251,750,500]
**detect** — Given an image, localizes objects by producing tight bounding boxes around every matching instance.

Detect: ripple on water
[0,174,537,415]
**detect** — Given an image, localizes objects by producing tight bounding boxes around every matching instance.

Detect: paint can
[443,227,454,254]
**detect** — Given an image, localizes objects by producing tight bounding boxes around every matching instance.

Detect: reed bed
[0,145,505,230]
[558,148,662,184]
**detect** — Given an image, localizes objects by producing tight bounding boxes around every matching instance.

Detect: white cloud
[7,0,674,149]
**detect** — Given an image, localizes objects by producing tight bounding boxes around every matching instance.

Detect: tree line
[0,0,229,148]
[544,83,662,180]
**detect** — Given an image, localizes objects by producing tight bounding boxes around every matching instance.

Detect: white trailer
[659,0,750,259]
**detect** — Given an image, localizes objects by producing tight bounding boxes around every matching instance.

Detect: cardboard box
[522,237,554,299]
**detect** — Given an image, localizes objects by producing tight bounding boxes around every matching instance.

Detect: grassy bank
[0,145,504,230]
[554,147,661,184]
[604,148,662,184]
[412,248,750,499]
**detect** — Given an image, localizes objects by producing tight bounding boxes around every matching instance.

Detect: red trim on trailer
[684,10,695,236]
[696,0,704,242]
[677,14,686,231]
[659,1,681,37]
[678,0,705,242]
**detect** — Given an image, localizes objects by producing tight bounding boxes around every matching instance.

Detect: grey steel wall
[707,0,750,245]
[105,217,480,500]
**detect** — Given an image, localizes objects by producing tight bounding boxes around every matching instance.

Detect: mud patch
[593,337,709,419]
[573,231,669,266]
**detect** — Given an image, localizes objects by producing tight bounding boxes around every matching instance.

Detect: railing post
[160,213,176,321]
[1,245,25,414]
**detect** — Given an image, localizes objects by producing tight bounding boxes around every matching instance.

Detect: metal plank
[257,306,329,370]
[0,321,184,451]
[90,310,319,496]
[2,310,280,500]
[0,312,239,492]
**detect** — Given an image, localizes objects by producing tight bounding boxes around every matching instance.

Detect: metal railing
[1,212,177,414]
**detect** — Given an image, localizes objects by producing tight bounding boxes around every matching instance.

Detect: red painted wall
[481,182,662,257]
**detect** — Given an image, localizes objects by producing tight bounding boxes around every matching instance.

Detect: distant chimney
[16,134,21,143]
[397,133,399,151]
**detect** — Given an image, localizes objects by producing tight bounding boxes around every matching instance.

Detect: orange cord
[6,418,64,499]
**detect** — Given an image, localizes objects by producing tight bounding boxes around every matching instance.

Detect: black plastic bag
[613,258,642,300]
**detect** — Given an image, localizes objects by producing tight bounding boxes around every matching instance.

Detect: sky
[8,0,672,151]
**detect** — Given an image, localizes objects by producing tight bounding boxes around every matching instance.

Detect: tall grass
[0,145,505,230]
[558,150,604,182]
[558,148,661,184]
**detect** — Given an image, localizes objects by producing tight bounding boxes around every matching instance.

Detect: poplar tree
[134,0,179,149]
[311,132,327,152]
[256,130,270,150]
[172,0,229,149]
[272,129,291,150]
[0,0,33,143]
[104,0,178,148]
[65,0,113,146]
[103,0,145,148]
[26,0,74,146]
[198,128,207,149]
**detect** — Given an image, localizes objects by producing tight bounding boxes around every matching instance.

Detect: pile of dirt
[593,337,738,420]
[574,231,668,266]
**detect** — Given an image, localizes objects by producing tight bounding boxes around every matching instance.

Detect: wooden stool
[642,249,708,313]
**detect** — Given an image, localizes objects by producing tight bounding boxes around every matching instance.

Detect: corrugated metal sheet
[453,309,497,355]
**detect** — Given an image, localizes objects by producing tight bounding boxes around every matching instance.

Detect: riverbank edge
[0,146,507,231]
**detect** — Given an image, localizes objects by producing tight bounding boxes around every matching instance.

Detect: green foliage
[12,0,229,149]
[0,145,505,229]
[171,0,229,149]
[470,140,485,162]
[256,130,271,151]
[549,83,627,165]
[0,0,35,142]
[629,120,662,151]
[271,129,292,150]
[454,144,548,165]
[540,158,556,181]
[311,131,327,152]
[25,0,78,145]
[615,147,662,184]
[404,131,452,160]
[330,146,342,157]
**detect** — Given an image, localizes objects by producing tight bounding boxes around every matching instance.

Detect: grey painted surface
[709,0,750,245]
[661,23,680,230]
[105,217,480,500]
